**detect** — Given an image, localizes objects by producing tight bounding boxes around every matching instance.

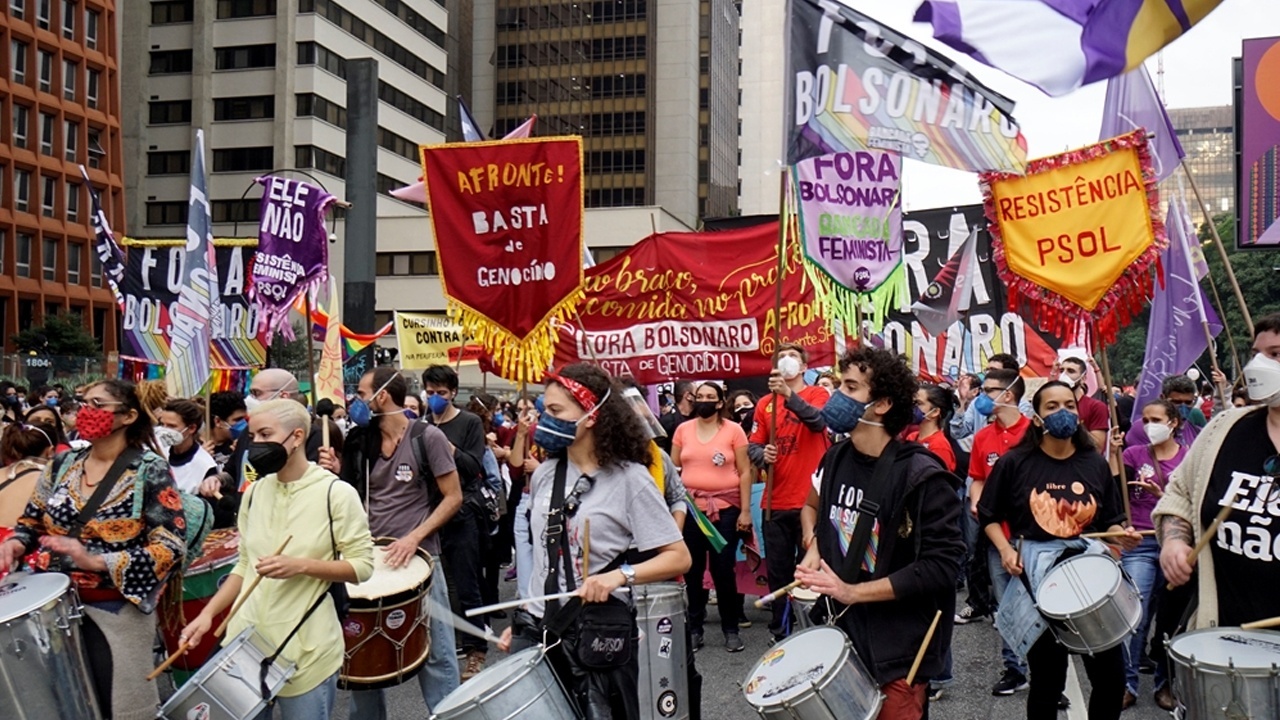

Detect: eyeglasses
[563,475,596,518]
[249,387,284,399]
[82,398,124,411]
[981,385,1009,395]
[1167,398,1196,406]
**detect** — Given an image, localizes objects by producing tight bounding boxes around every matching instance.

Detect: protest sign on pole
[785,0,1027,173]
[793,149,905,333]
[249,175,337,338]
[394,312,485,369]
[551,222,838,383]
[120,238,266,369]
[980,129,1166,345]
[167,129,218,399]
[421,137,585,382]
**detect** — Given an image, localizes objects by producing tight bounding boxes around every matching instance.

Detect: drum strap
[68,448,142,540]
[544,458,574,617]
[837,441,899,581]
[0,466,41,496]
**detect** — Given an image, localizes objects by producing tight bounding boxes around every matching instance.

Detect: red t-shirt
[1077,395,1110,433]
[908,429,956,472]
[968,414,1031,483]
[749,386,830,510]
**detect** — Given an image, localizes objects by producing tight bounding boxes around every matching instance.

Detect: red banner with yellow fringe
[980,130,1166,344]
[421,137,585,382]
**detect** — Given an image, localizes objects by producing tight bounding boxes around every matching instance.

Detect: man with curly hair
[796,346,964,720]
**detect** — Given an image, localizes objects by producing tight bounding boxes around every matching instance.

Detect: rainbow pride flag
[292,296,393,360]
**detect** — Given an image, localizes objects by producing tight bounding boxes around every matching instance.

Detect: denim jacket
[995,537,1110,659]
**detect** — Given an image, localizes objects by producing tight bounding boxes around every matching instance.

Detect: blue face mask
[1177,404,1193,421]
[229,419,248,439]
[427,394,451,416]
[534,413,580,454]
[44,397,58,408]
[974,393,996,417]
[535,395,546,413]
[493,412,505,426]
[404,409,419,421]
[912,406,926,425]
[1040,409,1079,439]
[348,398,372,427]
[821,390,868,434]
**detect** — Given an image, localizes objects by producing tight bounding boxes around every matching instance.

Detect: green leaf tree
[12,314,100,357]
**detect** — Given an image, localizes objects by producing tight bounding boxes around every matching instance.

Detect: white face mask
[1146,422,1174,446]
[155,426,184,451]
[1244,353,1280,406]
[777,356,802,380]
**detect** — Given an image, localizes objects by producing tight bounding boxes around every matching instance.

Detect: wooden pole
[1098,349,1132,526]
[1182,163,1253,336]
[766,168,789,523]
[304,294,319,408]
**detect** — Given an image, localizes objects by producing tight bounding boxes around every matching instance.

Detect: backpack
[404,422,499,520]
[51,447,214,571]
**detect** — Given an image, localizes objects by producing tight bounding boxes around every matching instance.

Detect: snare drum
[635,583,689,720]
[1168,628,1280,720]
[742,626,883,720]
[160,528,240,670]
[430,645,577,720]
[160,626,296,720]
[340,539,434,690]
[1036,552,1141,655]
[788,587,821,631]
[0,572,101,720]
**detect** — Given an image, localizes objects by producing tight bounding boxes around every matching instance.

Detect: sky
[838,0,1280,210]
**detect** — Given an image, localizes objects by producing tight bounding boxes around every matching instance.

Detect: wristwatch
[618,562,637,587]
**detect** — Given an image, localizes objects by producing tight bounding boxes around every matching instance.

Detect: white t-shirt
[168,444,218,494]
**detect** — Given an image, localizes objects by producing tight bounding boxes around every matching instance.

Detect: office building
[1167,105,1234,230]
[470,0,741,227]
[736,0,783,216]
[1,0,122,354]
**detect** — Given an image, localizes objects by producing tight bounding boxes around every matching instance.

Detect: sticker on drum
[1170,629,1280,666]
[658,636,672,659]
[658,689,678,717]
[744,627,846,705]
[186,703,211,720]
[344,619,363,637]
[656,617,672,634]
[387,609,407,630]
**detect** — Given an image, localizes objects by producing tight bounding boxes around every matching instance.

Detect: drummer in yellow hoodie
[181,398,374,719]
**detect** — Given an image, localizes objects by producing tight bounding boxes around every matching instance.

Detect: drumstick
[146,535,292,681]
[1081,529,1156,539]
[215,535,293,638]
[464,587,634,617]
[1241,615,1280,630]
[905,610,943,686]
[1167,503,1233,591]
[754,580,803,609]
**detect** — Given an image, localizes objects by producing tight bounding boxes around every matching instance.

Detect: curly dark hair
[551,363,650,468]
[23,405,68,447]
[837,347,918,435]
[1018,380,1096,452]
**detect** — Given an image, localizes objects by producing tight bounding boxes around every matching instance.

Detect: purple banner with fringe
[249,175,335,337]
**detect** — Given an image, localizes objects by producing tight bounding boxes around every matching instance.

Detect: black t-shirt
[978,445,1125,541]
[656,410,689,453]
[210,441,235,473]
[1202,409,1280,626]
[435,410,487,465]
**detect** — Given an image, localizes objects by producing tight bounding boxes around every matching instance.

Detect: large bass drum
[0,572,101,720]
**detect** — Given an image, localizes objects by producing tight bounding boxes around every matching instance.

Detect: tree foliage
[268,322,314,380]
[1102,214,1280,387]
[12,314,100,357]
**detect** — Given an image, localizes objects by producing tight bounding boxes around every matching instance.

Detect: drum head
[434,647,543,713]
[189,528,240,575]
[1169,629,1280,668]
[1036,554,1120,616]
[743,626,847,706]
[790,587,821,602]
[0,572,69,623]
[347,545,432,600]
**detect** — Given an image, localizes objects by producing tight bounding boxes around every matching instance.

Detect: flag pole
[304,292,319,408]
[767,168,789,523]
[1097,346,1131,526]
[1181,162,1253,336]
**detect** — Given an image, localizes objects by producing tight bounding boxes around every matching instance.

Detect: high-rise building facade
[120,0,450,241]
[1167,105,1234,230]
[473,0,739,226]
[1,0,122,353]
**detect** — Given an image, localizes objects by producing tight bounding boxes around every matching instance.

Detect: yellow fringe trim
[448,290,585,384]
[802,260,907,336]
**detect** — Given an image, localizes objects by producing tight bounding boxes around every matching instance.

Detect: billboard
[1237,36,1280,248]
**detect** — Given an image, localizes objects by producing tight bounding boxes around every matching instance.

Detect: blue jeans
[256,672,337,720]
[348,566,461,718]
[1121,536,1166,694]
[988,546,1028,676]
[513,491,534,600]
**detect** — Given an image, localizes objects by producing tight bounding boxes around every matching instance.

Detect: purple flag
[1131,198,1222,424]
[250,175,336,338]
[1100,65,1184,182]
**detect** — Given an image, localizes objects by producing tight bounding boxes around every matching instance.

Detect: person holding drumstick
[498,363,691,720]
[180,399,373,720]
[1155,315,1280,632]
[0,379,187,720]
[978,381,1140,720]
[341,367,464,719]
[794,347,964,720]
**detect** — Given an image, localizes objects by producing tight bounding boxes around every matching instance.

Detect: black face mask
[735,405,754,420]
[693,401,720,419]
[247,441,291,475]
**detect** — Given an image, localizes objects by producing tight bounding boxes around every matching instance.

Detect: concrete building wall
[737,0,784,216]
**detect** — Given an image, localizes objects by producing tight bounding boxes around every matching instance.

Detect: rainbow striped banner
[786,0,1026,174]
[292,295,393,361]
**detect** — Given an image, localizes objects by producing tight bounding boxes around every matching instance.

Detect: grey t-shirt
[528,458,683,618]
[366,423,456,556]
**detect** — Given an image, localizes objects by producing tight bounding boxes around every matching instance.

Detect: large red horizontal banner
[552,223,837,383]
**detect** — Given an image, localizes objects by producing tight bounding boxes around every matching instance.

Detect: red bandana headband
[544,372,600,413]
